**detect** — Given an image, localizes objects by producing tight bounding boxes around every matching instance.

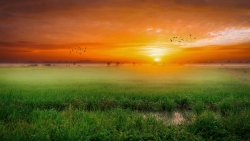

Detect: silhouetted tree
[107,62,111,66]
[44,63,51,66]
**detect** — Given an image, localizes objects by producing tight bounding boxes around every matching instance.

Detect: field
[0,65,250,140]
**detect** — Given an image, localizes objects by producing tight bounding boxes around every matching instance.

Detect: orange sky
[0,0,250,63]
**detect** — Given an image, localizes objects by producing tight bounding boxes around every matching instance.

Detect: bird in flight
[169,34,196,43]
[68,46,87,55]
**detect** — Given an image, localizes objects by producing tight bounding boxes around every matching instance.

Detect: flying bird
[68,46,87,55]
[170,34,196,43]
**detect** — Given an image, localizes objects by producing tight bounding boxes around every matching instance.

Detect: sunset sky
[0,0,250,63]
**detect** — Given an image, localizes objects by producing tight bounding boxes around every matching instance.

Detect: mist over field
[0,65,250,140]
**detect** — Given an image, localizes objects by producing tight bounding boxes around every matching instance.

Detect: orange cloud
[0,0,250,62]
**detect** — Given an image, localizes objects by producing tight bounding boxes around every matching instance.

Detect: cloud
[0,41,108,52]
[182,28,250,48]
[170,0,250,10]
[0,0,250,62]
[182,41,250,53]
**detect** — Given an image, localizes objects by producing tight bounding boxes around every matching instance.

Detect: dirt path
[142,112,185,124]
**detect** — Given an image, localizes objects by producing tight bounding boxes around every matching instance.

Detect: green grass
[0,65,250,140]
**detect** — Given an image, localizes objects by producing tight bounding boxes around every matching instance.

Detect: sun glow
[154,58,160,62]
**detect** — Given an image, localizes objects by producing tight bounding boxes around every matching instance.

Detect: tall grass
[0,66,250,140]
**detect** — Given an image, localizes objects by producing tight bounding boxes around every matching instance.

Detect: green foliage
[0,66,250,140]
[174,96,191,110]
[223,109,250,139]
[194,101,204,115]
[190,111,228,139]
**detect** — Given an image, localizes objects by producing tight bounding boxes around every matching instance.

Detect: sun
[154,58,160,62]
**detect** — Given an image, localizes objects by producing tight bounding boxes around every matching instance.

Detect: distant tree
[107,62,111,66]
[116,62,120,66]
[28,64,38,66]
[44,63,51,66]
[133,62,136,66]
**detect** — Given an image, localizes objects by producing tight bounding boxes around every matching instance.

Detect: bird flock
[69,46,86,55]
[67,34,196,55]
[170,34,196,43]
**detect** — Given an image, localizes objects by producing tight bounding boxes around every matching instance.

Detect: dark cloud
[1,0,249,21]
[182,41,250,52]
[0,40,112,51]
[170,0,250,10]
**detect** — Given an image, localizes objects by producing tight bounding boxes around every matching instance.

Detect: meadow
[0,65,250,140]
